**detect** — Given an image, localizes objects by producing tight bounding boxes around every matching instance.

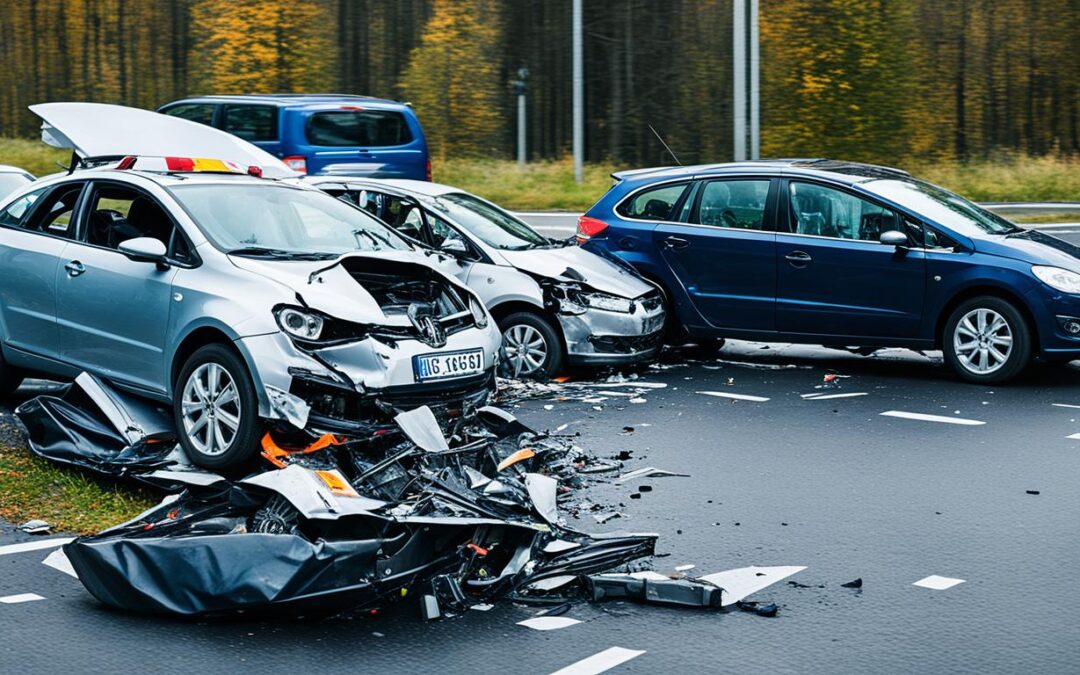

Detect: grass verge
[0,418,156,534]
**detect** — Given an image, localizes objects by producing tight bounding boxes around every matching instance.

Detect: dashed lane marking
[913,575,966,590]
[696,391,770,402]
[0,538,74,556]
[0,593,45,604]
[549,647,646,675]
[879,411,985,426]
[801,392,869,400]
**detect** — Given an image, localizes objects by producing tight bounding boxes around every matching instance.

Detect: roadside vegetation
[3,137,1077,215]
[0,427,155,534]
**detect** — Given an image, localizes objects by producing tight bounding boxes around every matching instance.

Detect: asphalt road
[3,342,1080,673]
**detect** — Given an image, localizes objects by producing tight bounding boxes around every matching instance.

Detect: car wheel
[0,351,24,399]
[942,296,1032,384]
[173,344,261,470]
[499,312,564,379]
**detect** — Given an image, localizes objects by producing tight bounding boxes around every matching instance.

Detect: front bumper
[1023,284,1080,358]
[557,298,666,366]
[237,327,500,431]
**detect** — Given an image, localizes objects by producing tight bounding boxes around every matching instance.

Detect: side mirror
[879,230,909,248]
[440,238,469,256]
[118,237,168,264]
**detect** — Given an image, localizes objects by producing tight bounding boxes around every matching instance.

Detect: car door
[55,180,181,394]
[0,182,84,361]
[775,179,926,339]
[652,177,778,331]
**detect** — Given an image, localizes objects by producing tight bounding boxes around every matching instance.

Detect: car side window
[84,184,176,252]
[223,105,278,142]
[693,179,770,230]
[161,103,215,126]
[0,187,48,228]
[617,183,689,221]
[789,182,903,242]
[20,183,84,238]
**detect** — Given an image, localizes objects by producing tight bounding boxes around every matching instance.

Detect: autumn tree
[399,0,504,158]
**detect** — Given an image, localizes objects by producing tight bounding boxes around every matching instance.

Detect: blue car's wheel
[943,296,1032,384]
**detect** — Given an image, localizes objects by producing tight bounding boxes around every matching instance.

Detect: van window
[161,103,215,126]
[789,182,903,242]
[306,111,413,147]
[616,183,689,221]
[694,180,770,229]
[223,105,278,142]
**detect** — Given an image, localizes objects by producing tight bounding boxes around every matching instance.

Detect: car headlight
[1033,266,1080,294]
[579,291,634,313]
[275,307,324,340]
[469,297,489,328]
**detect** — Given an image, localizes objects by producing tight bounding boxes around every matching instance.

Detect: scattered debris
[616,467,689,483]
[912,575,965,591]
[517,615,581,631]
[736,600,778,617]
[1026,490,1041,495]
[17,519,51,534]
[696,391,770,402]
[841,578,863,588]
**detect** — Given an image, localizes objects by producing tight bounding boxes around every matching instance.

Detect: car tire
[498,312,564,379]
[173,344,262,470]
[0,350,23,399]
[942,296,1032,384]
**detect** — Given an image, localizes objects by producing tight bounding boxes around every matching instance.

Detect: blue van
[157,94,430,180]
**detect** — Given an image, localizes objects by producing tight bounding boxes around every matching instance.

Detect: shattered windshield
[430,193,550,250]
[171,184,410,257]
[867,179,1017,235]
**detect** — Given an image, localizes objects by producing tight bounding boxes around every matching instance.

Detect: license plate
[413,349,485,382]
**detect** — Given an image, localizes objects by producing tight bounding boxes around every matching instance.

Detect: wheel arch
[169,324,246,392]
[934,285,1040,350]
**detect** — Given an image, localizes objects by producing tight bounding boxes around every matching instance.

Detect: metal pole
[572,0,584,182]
[750,0,760,160]
[732,0,747,161]
[517,93,526,165]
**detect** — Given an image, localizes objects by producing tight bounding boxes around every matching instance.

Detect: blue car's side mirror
[879,230,908,247]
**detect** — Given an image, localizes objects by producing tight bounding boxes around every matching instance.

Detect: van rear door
[294,106,428,180]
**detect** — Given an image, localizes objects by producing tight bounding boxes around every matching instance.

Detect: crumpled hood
[229,250,473,325]
[499,246,654,298]
[974,230,1080,272]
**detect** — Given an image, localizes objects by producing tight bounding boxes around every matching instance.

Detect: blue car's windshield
[171,184,409,256]
[867,179,1016,235]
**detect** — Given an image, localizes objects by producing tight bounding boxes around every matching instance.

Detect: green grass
[436,157,617,211]
[0,137,68,177]
[0,420,156,534]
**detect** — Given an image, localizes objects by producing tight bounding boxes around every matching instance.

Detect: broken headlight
[579,291,634,313]
[274,305,370,347]
[546,282,634,315]
[469,297,489,328]
[276,307,324,340]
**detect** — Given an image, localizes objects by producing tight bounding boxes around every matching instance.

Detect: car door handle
[785,251,812,266]
[65,260,86,277]
[664,236,690,251]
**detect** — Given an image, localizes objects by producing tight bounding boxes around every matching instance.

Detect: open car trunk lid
[29,102,295,178]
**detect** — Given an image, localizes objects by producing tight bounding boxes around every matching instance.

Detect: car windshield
[430,193,550,249]
[867,179,1017,235]
[171,184,409,257]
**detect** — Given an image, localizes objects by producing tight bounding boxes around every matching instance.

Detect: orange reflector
[315,470,359,497]
[496,448,536,472]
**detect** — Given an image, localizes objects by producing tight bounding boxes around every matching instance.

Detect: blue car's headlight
[1033,266,1080,294]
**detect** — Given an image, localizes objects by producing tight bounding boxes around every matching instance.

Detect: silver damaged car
[305,177,667,377]
[0,103,501,469]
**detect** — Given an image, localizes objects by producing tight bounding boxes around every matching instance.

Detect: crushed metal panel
[524,473,559,524]
[696,565,807,607]
[395,406,450,453]
[241,465,386,519]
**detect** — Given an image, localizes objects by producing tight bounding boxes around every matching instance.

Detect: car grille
[588,330,664,354]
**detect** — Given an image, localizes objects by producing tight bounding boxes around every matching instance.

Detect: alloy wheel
[953,308,1014,375]
[180,362,242,456]
[503,324,548,376]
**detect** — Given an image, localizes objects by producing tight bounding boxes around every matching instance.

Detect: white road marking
[0,593,45,604]
[1052,403,1080,409]
[42,549,78,578]
[879,411,985,426]
[550,647,646,675]
[1066,433,1080,440]
[697,565,807,606]
[696,391,770,402]
[913,575,966,590]
[0,537,74,557]
[801,392,869,400]
[517,616,582,631]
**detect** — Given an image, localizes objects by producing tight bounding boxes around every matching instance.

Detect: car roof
[0,165,32,176]
[165,94,410,110]
[613,159,911,185]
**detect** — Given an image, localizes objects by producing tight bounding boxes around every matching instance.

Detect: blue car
[578,159,1080,383]
[158,94,430,180]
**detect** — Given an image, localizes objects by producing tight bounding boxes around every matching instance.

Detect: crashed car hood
[29,102,295,178]
[499,246,654,298]
[229,250,472,325]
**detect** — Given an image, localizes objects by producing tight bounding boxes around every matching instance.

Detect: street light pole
[572,0,584,183]
[514,67,529,166]
[732,0,747,161]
